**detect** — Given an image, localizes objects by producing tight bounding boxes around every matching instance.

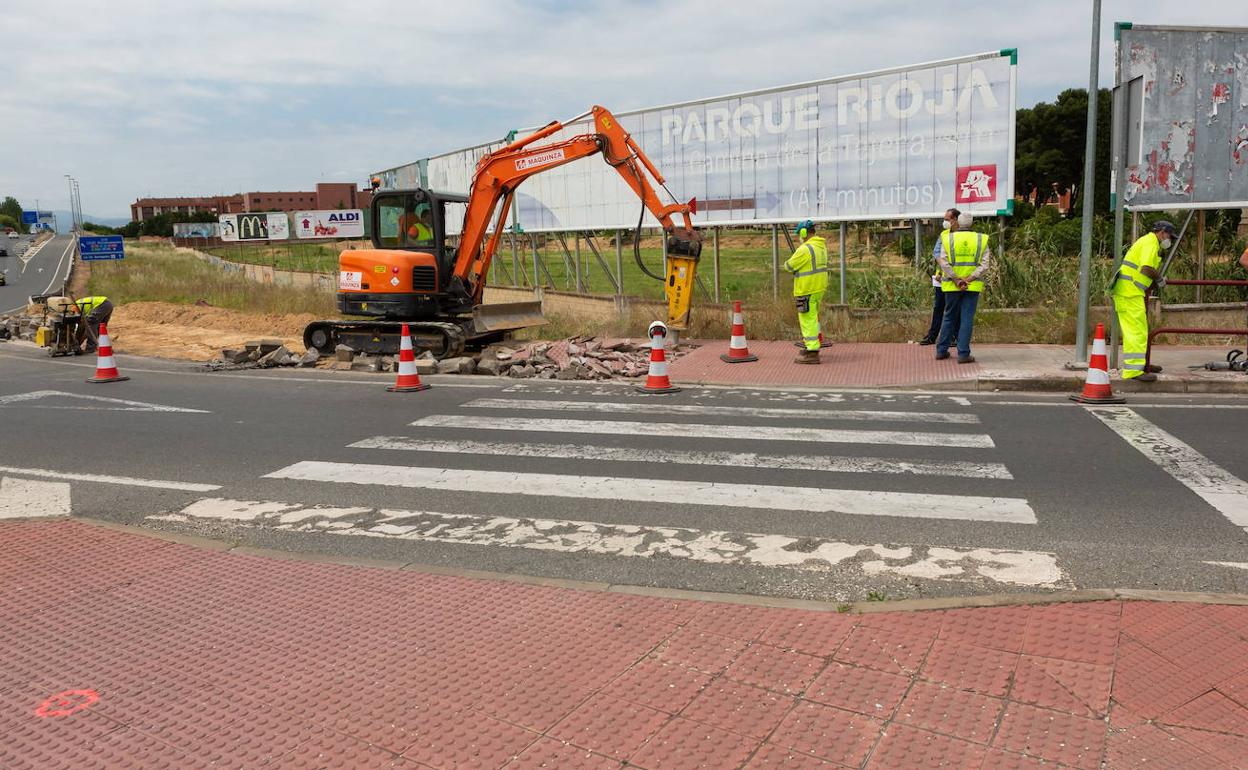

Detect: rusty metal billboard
[375,50,1017,232]
[1117,23,1248,210]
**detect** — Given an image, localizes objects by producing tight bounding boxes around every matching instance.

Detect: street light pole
[1074,0,1102,363]
[64,175,77,234]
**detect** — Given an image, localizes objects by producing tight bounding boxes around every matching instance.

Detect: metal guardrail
[1145,278,1248,368]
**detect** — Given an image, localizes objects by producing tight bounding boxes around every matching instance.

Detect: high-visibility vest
[1113,233,1161,298]
[76,296,108,314]
[398,214,432,242]
[939,232,986,293]
[785,237,829,296]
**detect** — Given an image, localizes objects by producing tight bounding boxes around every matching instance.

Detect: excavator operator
[396,203,435,248]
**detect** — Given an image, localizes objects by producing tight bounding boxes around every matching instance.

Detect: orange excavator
[303,105,703,358]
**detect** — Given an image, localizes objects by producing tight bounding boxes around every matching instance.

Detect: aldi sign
[294,210,364,239]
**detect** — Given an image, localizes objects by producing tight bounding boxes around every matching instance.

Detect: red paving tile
[723,643,827,695]
[667,340,981,388]
[7,520,1248,770]
[806,662,911,718]
[993,702,1106,770]
[629,717,759,769]
[895,680,1004,745]
[680,678,797,739]
[866,723,989,769]
[769,701,883,767]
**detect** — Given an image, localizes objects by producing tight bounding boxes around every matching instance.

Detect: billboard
[1117,24,1248,210]
[376,51,1017,231]
[219,212,289,242]
[172,222,222,238]
[294,210,365,239]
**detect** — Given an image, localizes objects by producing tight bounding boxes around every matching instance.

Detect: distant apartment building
[131,183,373,222]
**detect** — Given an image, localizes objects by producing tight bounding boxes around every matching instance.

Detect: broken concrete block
[417,350,436,361]
[508,364,537,378]
[299,348,320,367]
[256,345,293,368]
[476,357,510,376]
[335,344,355,362]
[246,339,284,354]
[220,348,251,364]
[435,356,477,375]
[415,359,437,375]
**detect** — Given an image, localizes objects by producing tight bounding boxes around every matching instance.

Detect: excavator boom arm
[452,106,699,303]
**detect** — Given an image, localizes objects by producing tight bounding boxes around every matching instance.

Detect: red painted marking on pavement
[34,689,99,718]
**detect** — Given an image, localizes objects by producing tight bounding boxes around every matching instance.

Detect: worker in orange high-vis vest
[934,212,992,363]
[1112,220,1173,383]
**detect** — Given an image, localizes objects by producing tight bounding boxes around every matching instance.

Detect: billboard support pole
[1075,0,1102,363]
[509,231,520,287]
[839,223,848,306]
[712,227,721,303]
[615,231,624,298]
[1196,210,1206,303]
[574,233,583,293]
[771,225,779,301]
[998,217,1006,262]
[912,220,921,269]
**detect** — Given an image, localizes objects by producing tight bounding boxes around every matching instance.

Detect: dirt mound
[110,302,316,362]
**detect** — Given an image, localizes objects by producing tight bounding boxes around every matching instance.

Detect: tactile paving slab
[2,520,1247,769]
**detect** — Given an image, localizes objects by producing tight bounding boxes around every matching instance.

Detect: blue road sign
[21,211,38,225]
[79,235,125,261]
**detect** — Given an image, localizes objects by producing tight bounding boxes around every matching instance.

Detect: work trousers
[797,291,824,352]
[1114,293,1148,379]
[80,300,113,352]
[936,290,980,358]
[924,286,959,341]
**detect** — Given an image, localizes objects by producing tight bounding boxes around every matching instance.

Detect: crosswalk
[157,393,1072,590]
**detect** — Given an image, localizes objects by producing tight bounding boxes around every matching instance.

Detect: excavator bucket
[472,300,547,334]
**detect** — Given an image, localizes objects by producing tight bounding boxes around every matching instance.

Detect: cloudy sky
[0,0,1240,218]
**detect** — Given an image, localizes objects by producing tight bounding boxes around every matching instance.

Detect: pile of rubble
[0,313,42,343]
[209,335,689,380]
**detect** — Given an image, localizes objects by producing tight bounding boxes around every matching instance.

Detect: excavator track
[303,320,468,360]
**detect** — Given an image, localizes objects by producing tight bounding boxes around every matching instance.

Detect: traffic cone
[637,321,680,394]
[86,324,129,383]
[1069,323,1126,404]
[386,324,430,392]
[720,300,758,363]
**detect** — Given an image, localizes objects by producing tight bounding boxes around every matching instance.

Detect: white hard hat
[647,321,668,337]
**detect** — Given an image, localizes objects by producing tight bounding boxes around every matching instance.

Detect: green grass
[87,242,338,316]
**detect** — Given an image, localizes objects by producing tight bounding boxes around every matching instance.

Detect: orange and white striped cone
[720,300,759,363]
[86,324,129,383]
[386,324,430,392]
[637,321,680,394]
[1069,323,1126,404]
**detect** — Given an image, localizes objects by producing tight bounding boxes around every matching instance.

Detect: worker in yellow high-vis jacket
[1112,220,1174,383]
[785,220,829,364]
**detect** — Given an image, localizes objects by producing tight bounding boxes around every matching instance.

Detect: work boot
[1135,372,1158,383]
[957,355,976,364]
[794,349,820,365]
[918,336,936,346]
[935,351,950,360]
[1145,364,1163,373]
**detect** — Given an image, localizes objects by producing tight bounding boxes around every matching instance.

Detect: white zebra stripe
[348,436,1014,479]
[411,414,994,448]
[462,398,980,424]
[263,461,1034,523]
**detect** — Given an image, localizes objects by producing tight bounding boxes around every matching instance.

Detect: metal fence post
[839,222,848,306]
[574,233,583,293]
[771,224,779,301]
[712,227,721,303]
[531,235,540,289]
[509,230,520,287]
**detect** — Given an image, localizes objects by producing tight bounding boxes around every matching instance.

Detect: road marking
[463,398,980,424]
[1087,407,1248,531]
[0,466,220,492]
[411,415,994,449]
[158,497,1063,587]
[264,461,1035,523]
[0,477,72,519]
[1203,561,1248,571]
[349,436,1014,479]
[0,390,209,413]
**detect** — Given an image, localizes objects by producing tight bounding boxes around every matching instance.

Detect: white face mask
[1160,238,1172,250]
[942,219,952,230]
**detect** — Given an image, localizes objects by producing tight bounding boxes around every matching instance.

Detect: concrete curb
[74,516,1248,615]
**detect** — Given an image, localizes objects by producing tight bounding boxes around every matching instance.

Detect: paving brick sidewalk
[3,520,1247,769]
[667,340,1248,392]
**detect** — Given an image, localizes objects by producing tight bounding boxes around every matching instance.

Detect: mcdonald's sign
[218,212,290,242]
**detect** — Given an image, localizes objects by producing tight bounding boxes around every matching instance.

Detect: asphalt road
[0,233,76,315]
[2,342,1247,603]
